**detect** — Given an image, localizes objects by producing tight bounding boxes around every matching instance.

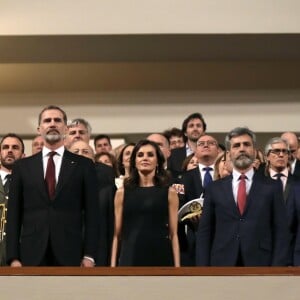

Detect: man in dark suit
[181,134,219,265]
[196,127,289,266]
[182,134,219,201]
[0,133,25,266]
[281,132,300,178]
[6,105,98,267]
[263,137,299,264]
[168,112,207,180]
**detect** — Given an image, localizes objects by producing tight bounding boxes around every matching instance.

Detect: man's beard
[233,153,254,170]
[1,158,15,170]
[45,133,63,144]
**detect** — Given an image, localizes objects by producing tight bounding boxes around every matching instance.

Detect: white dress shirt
[42,146,65,183]
[232,168,254,204]
[269,168,289,191]
[198,163,214,186]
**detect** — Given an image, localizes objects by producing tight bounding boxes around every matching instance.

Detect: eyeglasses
[197,141,217,147]
[269,149,289,156]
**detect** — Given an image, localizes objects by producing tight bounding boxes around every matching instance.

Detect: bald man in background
[281,132,300,178]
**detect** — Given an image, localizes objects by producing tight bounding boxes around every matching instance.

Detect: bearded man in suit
[6,105,98,267]
[196,127,289,266]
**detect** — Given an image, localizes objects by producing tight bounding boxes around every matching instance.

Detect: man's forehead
[2,137,22,146]
[97,138,109,144]
[68,123,87,131]
[231,134,252,142]
[271,142,287,148]
[187,118,202,124]
[42,109,64,119]
[198,135,216,142]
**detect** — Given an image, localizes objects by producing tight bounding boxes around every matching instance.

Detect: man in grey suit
[196,127,289,266]
[6,105,98,266]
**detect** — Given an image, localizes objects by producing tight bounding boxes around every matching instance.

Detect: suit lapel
[222,176,240,215]
[0,178,5,200]
[31,152,49,200]
[193,167,203,196]
[284,175,294,203]
[55,151,77,197]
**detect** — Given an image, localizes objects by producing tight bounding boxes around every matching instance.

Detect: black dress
[118,186,173,266]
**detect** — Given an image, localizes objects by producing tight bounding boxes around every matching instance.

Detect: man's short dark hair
[0,133,25,154]
[38,105,67,125]
[225,127,256,150]
[163,127,184,142]
[94,134,112,148]
[181,112,207,134]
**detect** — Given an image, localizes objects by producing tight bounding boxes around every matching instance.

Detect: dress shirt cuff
[83,256,95,265]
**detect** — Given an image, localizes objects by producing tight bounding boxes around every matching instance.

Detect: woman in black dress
[111,140,180,267]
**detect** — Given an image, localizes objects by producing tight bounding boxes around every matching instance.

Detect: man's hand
[81,257,95,267]
[11,259,22,267]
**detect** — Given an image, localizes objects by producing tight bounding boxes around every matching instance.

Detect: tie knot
[274,173,284,180]
[5,174,11,181]
[239,174,247,180]
[203,167,213,172]
[49,151,57,158]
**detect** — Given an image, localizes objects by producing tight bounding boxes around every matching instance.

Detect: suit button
[239,218,244,222]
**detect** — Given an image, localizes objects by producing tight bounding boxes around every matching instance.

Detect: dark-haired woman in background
[111,140,180,267]
[96,143,135,266]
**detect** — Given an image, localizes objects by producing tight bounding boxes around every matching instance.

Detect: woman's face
[135,144,158,173]
[122,145,134,171]
[98,154,113,167]
[187,156,199,171]
[218,159,233,178]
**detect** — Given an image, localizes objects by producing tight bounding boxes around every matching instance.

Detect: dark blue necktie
[203,167,213,188]
[274,173,284,191]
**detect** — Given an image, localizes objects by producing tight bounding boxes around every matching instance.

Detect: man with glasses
[264,137,298,265]
[183,135,220,203]
[196,127,289,266]
[181,134,219,265]
[264,137,292,194]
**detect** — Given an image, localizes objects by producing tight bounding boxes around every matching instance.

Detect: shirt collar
[0,169,10,182]
[186,143,194,156]
[198,163,214,171]
[232,168,254,182]
[269,167,289,178]
[42,145,65,158]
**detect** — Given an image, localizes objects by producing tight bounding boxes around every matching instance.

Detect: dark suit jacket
[177,167,205,266]
[196,173,289,266]
[293,159,300,179]
[287,183,300,265]
[182,167,204,203]
[95,162,116,191]
[96,184,116,266]
[167,147,187,180]
[6,150,99,266]
[0,178,8,266]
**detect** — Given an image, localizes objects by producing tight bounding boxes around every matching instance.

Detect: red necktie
[45,151,56,199]
[237,174,246,214]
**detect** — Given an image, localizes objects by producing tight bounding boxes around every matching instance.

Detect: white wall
[1,0,300,34]
[0,90,299,137]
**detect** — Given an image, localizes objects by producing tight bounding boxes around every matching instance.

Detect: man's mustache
[237,153,251,160]
[47,129,60,134]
